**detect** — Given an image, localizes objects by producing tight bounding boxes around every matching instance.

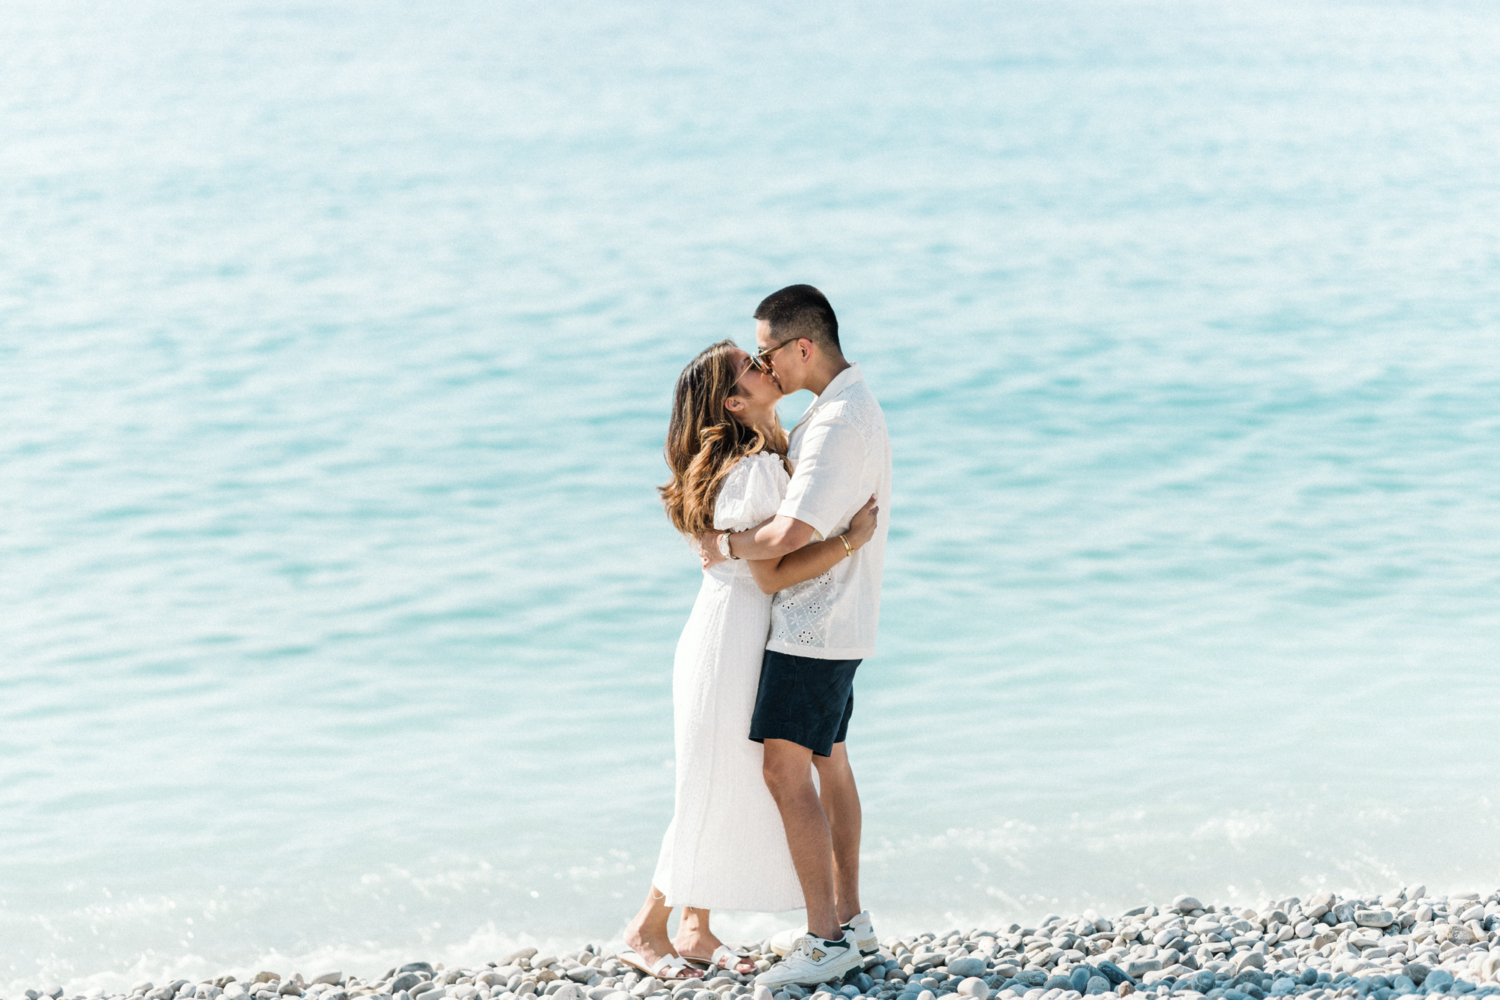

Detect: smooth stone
[393,980,425,996]
[1301,973,1319,988]
[1069,972,1091,994]
[1233,957,1266,974]
[313,979,343,990]
[403,969,438,980]
[957,980,989,1000]
[1045,981,1072,993]
[1096,966,1131,988]
[1358,915,1396,930]
[634,983,662,999]
[1123,965,1160,981]
[951,963,988,981]
[1017,977,1047,989]
[1083,980,1109,997]
[1177,900,1205,916]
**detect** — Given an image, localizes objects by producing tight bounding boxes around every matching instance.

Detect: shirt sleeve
[777,416,866,539]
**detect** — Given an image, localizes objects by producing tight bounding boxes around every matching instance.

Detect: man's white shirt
[768,362,892,661]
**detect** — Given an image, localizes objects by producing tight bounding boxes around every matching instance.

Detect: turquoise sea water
[3,0,1500,992]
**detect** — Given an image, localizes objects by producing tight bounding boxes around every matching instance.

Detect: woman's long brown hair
[660,340,787,536]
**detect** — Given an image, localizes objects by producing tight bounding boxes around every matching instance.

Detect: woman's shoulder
[715,451,789,525]
[730,450,790,480]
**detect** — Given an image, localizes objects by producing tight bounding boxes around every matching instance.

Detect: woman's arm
[745,495,878,595]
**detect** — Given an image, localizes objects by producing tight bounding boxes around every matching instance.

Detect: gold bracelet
[839,533,853,558]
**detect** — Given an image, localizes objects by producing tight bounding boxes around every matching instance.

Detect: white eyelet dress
[651,451,805,912]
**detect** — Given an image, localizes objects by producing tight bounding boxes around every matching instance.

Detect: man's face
[754,319,801,393]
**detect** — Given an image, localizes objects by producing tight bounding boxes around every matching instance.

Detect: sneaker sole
[755,951,865,989]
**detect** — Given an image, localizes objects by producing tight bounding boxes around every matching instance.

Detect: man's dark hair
[753,284,840,355]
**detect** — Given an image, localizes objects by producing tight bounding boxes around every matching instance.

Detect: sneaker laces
[791,932,847,962]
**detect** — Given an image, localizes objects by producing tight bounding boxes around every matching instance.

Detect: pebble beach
[16,888,1500,1000]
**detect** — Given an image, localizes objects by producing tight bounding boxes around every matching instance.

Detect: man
[698,284,893,988]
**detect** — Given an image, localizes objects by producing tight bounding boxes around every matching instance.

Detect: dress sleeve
[714,453,790,532]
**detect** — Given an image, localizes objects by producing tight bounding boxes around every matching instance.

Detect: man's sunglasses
[749,337,800,372]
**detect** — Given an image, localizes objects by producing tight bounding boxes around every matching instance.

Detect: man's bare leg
[812,741,862,924]
[623,885,679,969]
[762,737,840,941]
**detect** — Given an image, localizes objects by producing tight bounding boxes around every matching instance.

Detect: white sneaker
[755,933,865,988]
[770,912,879,957]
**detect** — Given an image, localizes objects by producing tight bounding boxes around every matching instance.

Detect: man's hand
[696,529,728,569]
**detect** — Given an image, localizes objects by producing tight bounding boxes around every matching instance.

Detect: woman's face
[724,345,783,422]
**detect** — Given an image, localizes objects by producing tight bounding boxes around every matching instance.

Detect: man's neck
[802,355,852,397]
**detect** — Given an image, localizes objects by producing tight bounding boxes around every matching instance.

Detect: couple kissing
[621,285,894,991]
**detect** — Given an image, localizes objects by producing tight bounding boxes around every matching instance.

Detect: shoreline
[12,888,1499,1000]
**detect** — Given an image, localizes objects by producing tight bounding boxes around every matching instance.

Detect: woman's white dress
[651,452,805,912]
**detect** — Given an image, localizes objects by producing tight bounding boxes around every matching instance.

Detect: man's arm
[698,415,864,568]
[696,514,817,568]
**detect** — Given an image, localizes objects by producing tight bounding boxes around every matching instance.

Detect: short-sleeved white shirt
[768,363,892,660]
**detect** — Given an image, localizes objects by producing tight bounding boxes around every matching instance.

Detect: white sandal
[618,950,705,982]
[680,945,756,976]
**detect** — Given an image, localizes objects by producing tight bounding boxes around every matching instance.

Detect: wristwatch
[717,530,737,560]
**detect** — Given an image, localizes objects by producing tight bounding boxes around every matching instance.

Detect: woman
[621,341,878,981]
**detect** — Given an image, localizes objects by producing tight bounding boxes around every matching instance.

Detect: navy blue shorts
[749,650,861,758]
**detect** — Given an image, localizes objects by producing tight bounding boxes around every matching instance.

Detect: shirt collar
[792,362,863,431]
[815,362,863,404]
